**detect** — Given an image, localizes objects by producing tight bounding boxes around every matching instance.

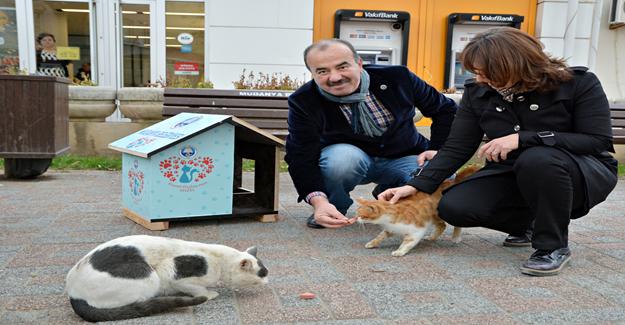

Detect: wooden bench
[611,103,625,145]
[162,88,291,139]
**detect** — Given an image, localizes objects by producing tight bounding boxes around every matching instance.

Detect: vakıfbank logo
[480,15,514,22]
[362,11,399,19]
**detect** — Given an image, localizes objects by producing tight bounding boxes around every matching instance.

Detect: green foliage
[4,66,28,75]
[242,159,288,172]
[72,72,97,86]
[149,76,214,89]
[233,69,304,90]
[0,156,289,172]
[50,155,122,170]
[619,163,625,178]
[195,78,214,88]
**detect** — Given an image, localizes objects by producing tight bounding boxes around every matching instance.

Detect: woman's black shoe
[503,233,532,247]
[306,215,325,229]
[520,248,571,276]
[503,228,533,247]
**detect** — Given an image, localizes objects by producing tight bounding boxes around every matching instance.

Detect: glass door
[165,1,205,87]
[119,0,155,87]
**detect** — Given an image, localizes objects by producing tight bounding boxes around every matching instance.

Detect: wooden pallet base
[256,214,279,223]
[123,208,170,231]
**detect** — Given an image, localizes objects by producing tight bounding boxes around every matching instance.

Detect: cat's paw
[451,237,462,244]
[204,290,219,300]
[391,250,407,257]
[365,241,379,249]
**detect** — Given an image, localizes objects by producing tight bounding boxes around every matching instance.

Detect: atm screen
[357,50,393,65]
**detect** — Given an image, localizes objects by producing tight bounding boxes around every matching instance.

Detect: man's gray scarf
[317,70,386,137]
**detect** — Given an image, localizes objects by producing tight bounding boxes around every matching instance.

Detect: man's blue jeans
[319,143,420,214]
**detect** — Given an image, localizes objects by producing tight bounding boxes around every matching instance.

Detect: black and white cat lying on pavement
[66,235,268,322]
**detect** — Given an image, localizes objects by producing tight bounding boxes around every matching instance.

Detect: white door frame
[15,0,36,73]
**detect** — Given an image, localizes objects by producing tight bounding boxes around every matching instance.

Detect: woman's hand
[377,185,418,204]
[417,150,437,166]
[478,133,519,162]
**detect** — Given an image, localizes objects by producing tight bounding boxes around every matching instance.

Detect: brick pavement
[0,170,624,324]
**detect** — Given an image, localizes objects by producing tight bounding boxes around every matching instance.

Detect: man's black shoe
[503,228,533,247]
[306,215,325,229]
[520,247,571,276]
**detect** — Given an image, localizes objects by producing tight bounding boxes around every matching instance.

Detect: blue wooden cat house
[109,113,285,230]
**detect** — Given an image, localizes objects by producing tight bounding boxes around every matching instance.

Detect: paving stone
[0,170,624,324]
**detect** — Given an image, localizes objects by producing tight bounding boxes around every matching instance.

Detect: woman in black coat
[378,27,618,276]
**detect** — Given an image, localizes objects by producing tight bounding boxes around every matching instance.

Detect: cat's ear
[240,259,253,271]
[245,246,257,257]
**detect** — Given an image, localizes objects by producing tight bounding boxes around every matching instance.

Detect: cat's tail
[70,295,208,322]
[452,165,481,183]
[439,165,481,191]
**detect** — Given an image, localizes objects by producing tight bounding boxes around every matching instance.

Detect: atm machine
[334,9,410,66]
[444,13,524,91]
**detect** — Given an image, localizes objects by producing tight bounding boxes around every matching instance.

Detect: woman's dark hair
[36,32,56,44]
[461,27,572,92]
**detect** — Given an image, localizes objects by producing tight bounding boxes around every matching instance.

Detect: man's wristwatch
[537,131,556,146]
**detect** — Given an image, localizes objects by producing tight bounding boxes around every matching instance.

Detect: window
[0,0,19,74]
[33,0,92,81]
[166,1,205,87]
[121,4,151,87]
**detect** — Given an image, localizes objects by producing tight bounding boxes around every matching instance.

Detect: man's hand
[477,133,519,162]
[310,196,356,228]
[377,185,418,204]
[417,150,437,166]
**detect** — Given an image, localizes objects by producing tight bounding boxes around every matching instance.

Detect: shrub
[148,76,214,89]
[233,69,304,90]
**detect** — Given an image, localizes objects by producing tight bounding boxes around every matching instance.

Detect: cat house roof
[108,113,285,158]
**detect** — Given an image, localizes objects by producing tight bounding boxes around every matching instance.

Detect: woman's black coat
[408,67,618,218]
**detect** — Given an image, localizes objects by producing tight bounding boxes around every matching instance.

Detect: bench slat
[165,88,292,99]
[611,111,625,119]
[612,120,625,127]
[164,97,289,108]
[609,103,625,110]
[244,119,288,129]
[163,106,288,118]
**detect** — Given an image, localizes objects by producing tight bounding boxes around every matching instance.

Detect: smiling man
[285,39,458,229]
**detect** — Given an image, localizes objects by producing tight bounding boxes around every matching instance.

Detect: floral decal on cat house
[159,153,214,187]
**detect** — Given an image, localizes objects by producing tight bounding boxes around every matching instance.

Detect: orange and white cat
[356,166,480,257]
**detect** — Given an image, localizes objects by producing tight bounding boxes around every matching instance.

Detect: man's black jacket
[285,65,458,202]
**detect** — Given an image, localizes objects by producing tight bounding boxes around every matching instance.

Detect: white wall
[206,0,313,89]
[595,0,625,102]
[535,0,625,102]
[535,0,596,66]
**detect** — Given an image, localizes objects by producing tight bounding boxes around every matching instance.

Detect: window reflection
[0,0,19,75]
[121,4,150,87]
[166,1,205,87]
[33,1,92,81]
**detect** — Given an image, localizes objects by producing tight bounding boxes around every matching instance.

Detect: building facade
[0,0,623,101]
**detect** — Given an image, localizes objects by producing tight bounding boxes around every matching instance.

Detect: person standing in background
[36,32,69,78]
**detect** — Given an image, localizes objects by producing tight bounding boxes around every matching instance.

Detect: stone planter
[69,86,117,121]
[117,87,164,123]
